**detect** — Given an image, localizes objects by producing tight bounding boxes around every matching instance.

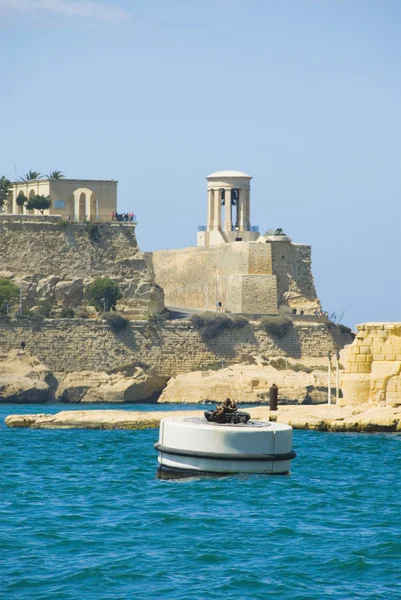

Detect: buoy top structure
[155,401,296,479]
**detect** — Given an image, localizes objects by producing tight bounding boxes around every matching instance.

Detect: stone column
[207,189,214,230]
[224,188,232,232]
[244,188,250,230]
[238,188,246,230]
[214,188,221,230]
[74,194,79,221]
[85,194,91,220]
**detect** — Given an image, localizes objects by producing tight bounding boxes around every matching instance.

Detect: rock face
[0,219,164,318]
[341,323,401,406]
[57,368,167,403]
[158,363,332,405]
[0,350,57,403]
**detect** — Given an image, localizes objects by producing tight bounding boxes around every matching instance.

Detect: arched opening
[90,192,98,220]
[16,192,25,215]
[73,187,96,221]
[232,189,239,229]
[79,192,86,220]
[27,190,35,214]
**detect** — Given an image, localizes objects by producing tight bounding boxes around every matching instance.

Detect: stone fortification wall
[0,216,163,317]
[0,216,141,278]
[152,239,320,315]
[270,241,320,313]
[152,242,277,314]
[341,323,401,406]
[0,319,353,377]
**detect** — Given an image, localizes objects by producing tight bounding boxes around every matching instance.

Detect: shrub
[87,278,121,312]
[190,312,248,340]
[104,312,129,332]
[16,191,27,206]
[0,278,19,315]
[84,222,100,242]
[75,307,89,319]
[25,194,51,214]
[260,315,293,338]
[60,307,75,318]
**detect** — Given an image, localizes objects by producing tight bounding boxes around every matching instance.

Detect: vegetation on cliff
[260,315,293,338]
[0,278,19,315]
[190,312,248,340]
[87,278,122,312]
[104,312,129,332]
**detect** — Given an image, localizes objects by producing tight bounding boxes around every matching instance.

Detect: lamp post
[101,297,106,313]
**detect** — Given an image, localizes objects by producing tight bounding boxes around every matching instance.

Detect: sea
[1,402,401,600]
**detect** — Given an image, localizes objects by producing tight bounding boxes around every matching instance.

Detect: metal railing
[250,225,259,232]
[198,225,206,232]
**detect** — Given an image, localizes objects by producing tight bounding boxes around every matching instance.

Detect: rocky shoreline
[6,404,401,433]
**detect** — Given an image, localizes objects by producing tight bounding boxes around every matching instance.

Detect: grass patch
[190,312,248,340]
[260,315,293,338]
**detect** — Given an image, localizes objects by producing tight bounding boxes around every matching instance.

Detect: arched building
[5,178,117,221]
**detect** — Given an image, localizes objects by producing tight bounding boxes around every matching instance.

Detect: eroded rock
[0,350,56,403]
[57,367,167,403]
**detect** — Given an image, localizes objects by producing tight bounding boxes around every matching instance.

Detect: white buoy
[155,416,296,479]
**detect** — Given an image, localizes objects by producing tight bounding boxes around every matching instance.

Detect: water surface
[1,404,401,599]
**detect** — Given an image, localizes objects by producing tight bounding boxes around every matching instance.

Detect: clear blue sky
[1,0,400,329]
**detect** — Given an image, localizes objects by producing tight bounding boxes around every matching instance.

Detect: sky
[1,0,400,329]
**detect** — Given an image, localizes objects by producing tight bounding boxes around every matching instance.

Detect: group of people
[111,211,136,222]
[314,309,330,318]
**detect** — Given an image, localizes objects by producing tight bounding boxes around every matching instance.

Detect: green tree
[19,170,43,181]
[87,278,122,312]
[25,194,52,214]
[0,176,11,210]
[16,191,27,206]
[0,278,19,315]
[46,170,65,179]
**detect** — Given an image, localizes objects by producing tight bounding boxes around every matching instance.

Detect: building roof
[11,178,118,185]
[206,170,252,179]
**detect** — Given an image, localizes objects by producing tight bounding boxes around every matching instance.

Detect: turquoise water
[2,404,401,599]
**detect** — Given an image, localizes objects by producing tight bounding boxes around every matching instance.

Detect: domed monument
[152,170,321,315]
[198,170,259,246]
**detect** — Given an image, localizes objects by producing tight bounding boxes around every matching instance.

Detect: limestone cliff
[0,216,164,317]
